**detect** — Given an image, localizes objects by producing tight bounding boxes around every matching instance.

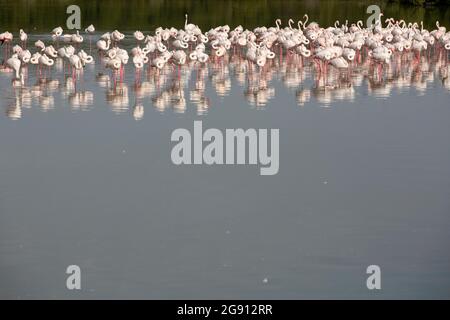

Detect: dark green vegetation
[0,0,449,32]
[391,0,450,6]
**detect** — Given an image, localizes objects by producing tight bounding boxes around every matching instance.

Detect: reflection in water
[296,87,311,106]
[6,98,22,120]
[69,91,94,111]
[1,40,449,119]
[190,66,210,115]
[133,103,144,120]
[106,84,129,114]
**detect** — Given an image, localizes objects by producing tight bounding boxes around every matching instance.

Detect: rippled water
[1,2,450,300]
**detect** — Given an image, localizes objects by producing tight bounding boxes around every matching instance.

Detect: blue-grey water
[1,31,450,299]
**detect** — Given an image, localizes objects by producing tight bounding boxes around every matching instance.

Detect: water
[1,1,450,299]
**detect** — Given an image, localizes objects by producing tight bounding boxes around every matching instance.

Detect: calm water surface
[1,1,450,299]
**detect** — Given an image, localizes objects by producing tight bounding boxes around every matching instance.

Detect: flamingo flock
[1,14,449,82]
[0,14,449,117]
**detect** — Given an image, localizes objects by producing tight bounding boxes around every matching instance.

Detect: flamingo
[6,54,24,83]
[185,14,196,33]
[38,54,55,78]
[190,44,209,64]
[66,50,93,80]
[19,29,28,48]
[85,24,95,34]
[131,46,148,82]
[18,49,31,65]
[35,40,45,52]
[44,45,58,59]
[105,57,122,86]
[134,31,145,45]
[71,31,84,47]
[97,38,111,53]
[85,24,95,50]
[0,31,13,60]
[52,26,63,37]
[172,50,187,78]
[111,30,125,46]
[57,45,75,74]
[78,50,94,66]
[52,26,63,47]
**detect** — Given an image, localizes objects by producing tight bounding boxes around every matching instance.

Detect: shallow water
[1,2,450,299]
